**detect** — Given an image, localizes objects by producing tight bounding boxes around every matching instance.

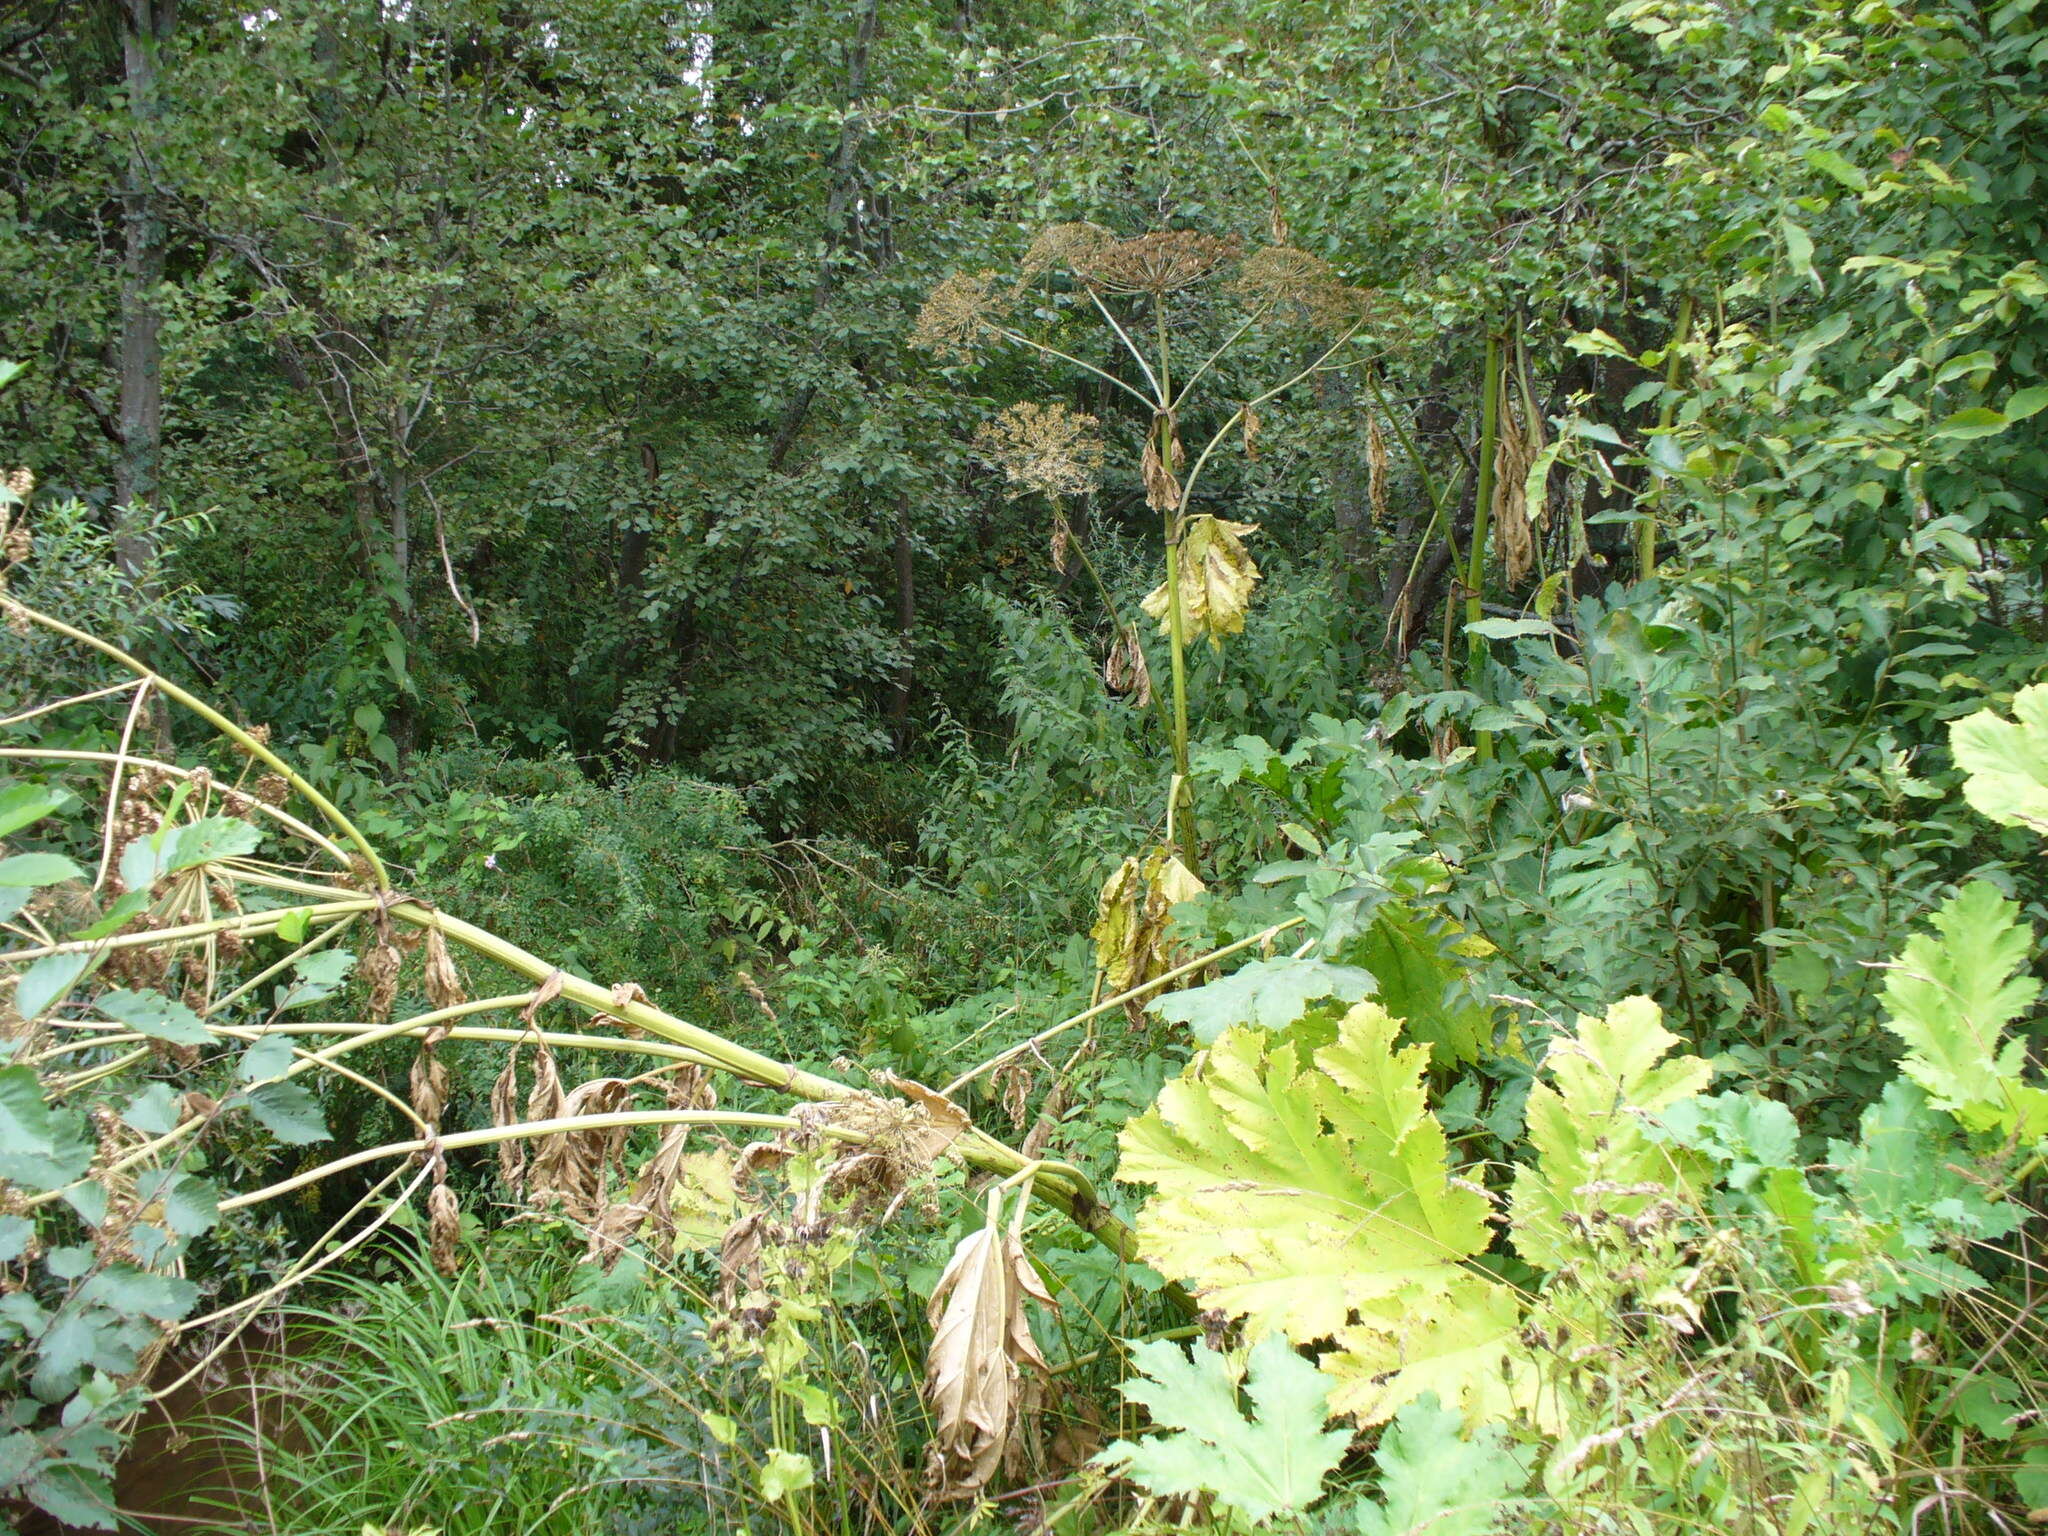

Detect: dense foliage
[1,0,2046,1532]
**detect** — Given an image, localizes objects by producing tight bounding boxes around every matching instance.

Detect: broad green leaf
[757,1449,813,1502]
[26,1463,117,1531]
[1951,684,2048,834]
[1349,1393,1529,1536]
[0,784,73,840]
[237,1034,295,1082]
[79,1266,198,1322]
[1352,907,1493,1067]
[1096,1333,1351,1525]
[2006,385,2048,422]
[1829,1081,2018,1302]
[0,1067,93,1190]
[0,888,27,923]
[120,1083,182,1135]
[1150,957,1377,1043]
[242,1080,328,1144]
[96,988,212,1047]
[275,949,354,1011]
[1879,882,2041,1135]
[133,1170,220,1237]
[1933,406,2008,440]
[1804,146,1868,190]
[68,890,149,942]
[1657,1091,1800,1188]
[1510,997,1712,1271]
[13,951,91,1020]
[1118,1003,1491,1347]
[0,854,83,888]
[161,817,261,873]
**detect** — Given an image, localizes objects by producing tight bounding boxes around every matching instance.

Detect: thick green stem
[1466,332,1503,763]
[1638,293,1695,579]
[1156,304,1199,870]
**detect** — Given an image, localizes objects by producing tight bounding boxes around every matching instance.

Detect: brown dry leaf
[409,1049,450,1127]
[876,1072,972,1165]
[592,980,650,1040]
[718,1210,768,1305]
[520,969,564,1027]
[1492,386,1548,588]
[427,1179,461,1277]
[528,1076,634,1222]
[1242,405,1261,461]
[422,928,465,1011]
[490,1045,526,1192]
[1102,624,1152,709]
[1140,427,1183,512]
[922,1193,1057,1501]
[1140,515,1262,649]
[361,938,402,1023]
[1050,515,1072,576]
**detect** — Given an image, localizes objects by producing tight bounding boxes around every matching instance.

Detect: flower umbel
[973,403,1106,502]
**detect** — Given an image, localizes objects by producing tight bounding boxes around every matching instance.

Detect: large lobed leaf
[1510,996,1712,1271]
[1951,684,2048,835]
[1096,1332,1352,1525]
[1879,882,2046,1139]
[1118,1003,1492,1347]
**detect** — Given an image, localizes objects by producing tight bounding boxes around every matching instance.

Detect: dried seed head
[911,271,1004,362]
[1018,221,1114,283]
[1070,230,1242,295]
[1233,244,1373,333]
[974,402,1105,504]
[4,467,31,501]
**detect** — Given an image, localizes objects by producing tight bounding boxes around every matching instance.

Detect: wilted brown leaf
[422,928,465,1011]
[923,1190,1057,1501]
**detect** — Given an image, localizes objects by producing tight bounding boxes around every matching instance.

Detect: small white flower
[483,853,499,870]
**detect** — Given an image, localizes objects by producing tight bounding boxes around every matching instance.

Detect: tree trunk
[887,495,915,750]
[113,0,174,575]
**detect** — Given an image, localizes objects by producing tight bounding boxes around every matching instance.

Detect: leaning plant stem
[379,901,1133,1254]
[217,1109,811,1213]
[0,748,352,867]
[2,600,389,886]
[1465,331,1503,763]
[0,899,374,964]
[1637,293,1695,579]
[942,916,1305,1097]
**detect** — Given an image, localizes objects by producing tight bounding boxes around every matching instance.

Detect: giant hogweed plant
[914,224,1369,1002]
[1096,687,2048,1531]
[0,548,1180,1524]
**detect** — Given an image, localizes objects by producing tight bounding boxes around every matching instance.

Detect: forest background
[1,0,2047,1532]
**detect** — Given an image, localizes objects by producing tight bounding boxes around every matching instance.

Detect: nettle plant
[1096,687,2048,1532]
[0,574,1148,1522]
[914,224,1369,1000]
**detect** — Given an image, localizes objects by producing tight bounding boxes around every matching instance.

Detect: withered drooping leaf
[1141,516,1262,650]
[923,1190,1057,1501]
[1091,848,1208,996]
[1103,625,1153,708]
[528,1076,633,1223]
[422,927,465,1011]
[490,1044,526,1192]
[877,1072,972,1166]
[428,1177,461,1277]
